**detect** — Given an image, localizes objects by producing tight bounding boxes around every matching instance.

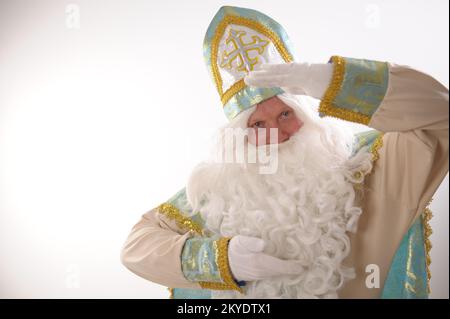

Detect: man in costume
[121,6,448,298]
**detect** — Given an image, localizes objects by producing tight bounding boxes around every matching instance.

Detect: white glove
[244,62,333,100]
[228,235,305,282]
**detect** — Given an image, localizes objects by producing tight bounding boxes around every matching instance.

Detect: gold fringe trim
[423,203,433,294]
[199,237,243,293]
[352,133,384,188]
[158,203,203,235]
[370,134,384,163]
[351,133,384,186]
[210,15,294,106]
[318,56,371,125]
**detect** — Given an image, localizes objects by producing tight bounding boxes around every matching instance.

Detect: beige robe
[120,63,449,298]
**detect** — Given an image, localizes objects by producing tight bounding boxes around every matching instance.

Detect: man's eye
[280,111,290,119]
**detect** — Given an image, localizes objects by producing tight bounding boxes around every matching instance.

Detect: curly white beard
[186,94,373,299]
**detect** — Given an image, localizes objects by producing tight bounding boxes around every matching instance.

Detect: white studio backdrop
[0,0,448,298]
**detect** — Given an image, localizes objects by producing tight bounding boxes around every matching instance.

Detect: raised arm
[246,56,449,226]
[319,56,448,226]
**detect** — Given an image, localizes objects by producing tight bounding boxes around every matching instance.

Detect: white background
[0,0,448,298]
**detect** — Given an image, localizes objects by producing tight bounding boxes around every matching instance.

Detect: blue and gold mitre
[203,6,296,120]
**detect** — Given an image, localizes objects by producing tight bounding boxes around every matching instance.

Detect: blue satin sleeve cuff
[181,237,223,283]
[319,56,389,125]
[180,236,243,293]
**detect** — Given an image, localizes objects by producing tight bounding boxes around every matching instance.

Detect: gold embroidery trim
[199,237,243,293]
[405,229,417,294]
[160,202,202,299]
[318,56,371,125]
[210,15,294,106]
[356,133,384,183]
[159,204,241,293]
[352,133,384,188]
[423,203,433,294]
[370,133,384,163]
[221,79,246,105]
[158,203,203,235]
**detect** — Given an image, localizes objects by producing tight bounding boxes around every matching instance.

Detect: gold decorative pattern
[318,56,371,125]
[219,29,269,72]
[221,79,246,105]
[352,133,384,192]
[353,171,363,180]
[160,202,204,298]
[211,15,294,106]
[158,203,203,235]
[423,203,433,294]
[159,204,242,294]
[357,133,384,184]
[405,231,418,294]
[370,134,384,163]
[199,237,243,293]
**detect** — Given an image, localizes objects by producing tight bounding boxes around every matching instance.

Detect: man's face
[247,96,304,146]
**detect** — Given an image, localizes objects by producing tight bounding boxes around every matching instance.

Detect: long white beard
[186,94,373,299]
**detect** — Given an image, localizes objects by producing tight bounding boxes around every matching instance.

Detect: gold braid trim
[159,202,204,298]
[221,79,246,105]
[199,237,243,293]
[318,56,371,125]
[352,133,384,191]
[423,203,433,294]
[370,134,384,163]
[158,203,203,235]
[159,205,241,294]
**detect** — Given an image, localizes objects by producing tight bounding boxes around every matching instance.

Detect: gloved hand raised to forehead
[228,235,305,282]
[244,62,333,100]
